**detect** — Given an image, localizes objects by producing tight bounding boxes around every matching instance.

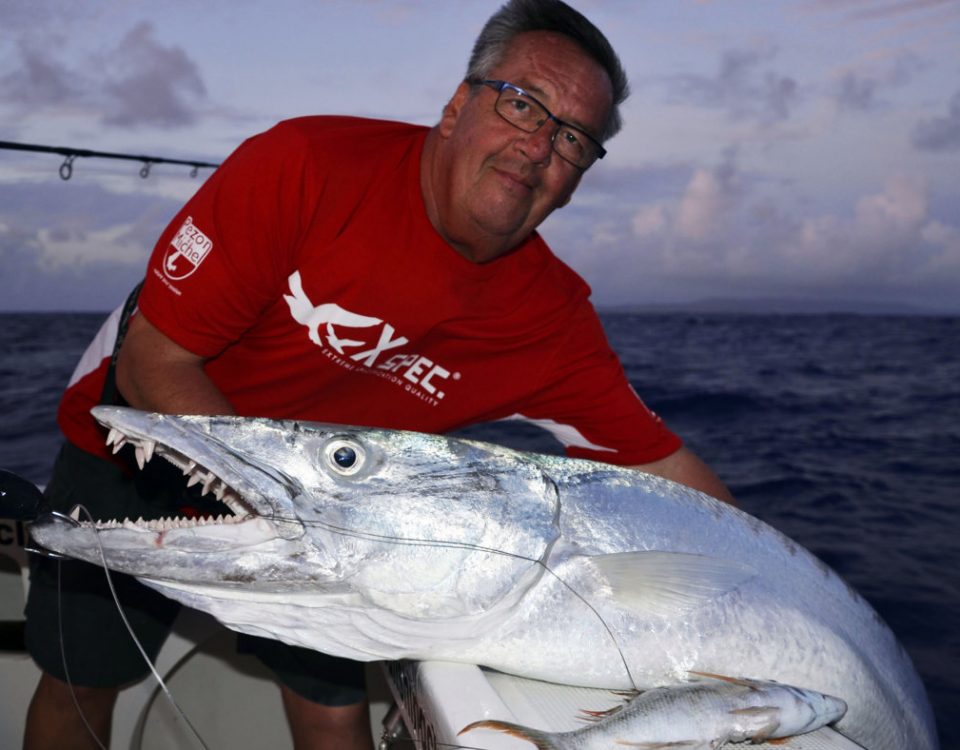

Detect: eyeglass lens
[494,86,600,168]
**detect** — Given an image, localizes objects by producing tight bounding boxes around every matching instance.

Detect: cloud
[0,22,207,129]
[98,22,207,128]
[0,41,75,107]
[830,52,924,114]
[669,46,800,125]
[834,72,881,112]
[836,0,957,22]
[0,179,183,310]
[547,155,959,312]
[912,90,960,151]
[801,0,960,25]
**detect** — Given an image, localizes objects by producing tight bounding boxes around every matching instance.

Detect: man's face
[428,31,614,263]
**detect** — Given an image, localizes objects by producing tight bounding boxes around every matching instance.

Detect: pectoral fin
[590,551,756,617]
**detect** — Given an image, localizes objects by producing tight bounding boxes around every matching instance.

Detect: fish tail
[459,719,561,749]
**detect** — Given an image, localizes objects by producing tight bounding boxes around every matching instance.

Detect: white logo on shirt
[163,216,213,280]
[284,271,458,404]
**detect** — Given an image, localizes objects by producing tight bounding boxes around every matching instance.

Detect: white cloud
[35,224,150,270]
[675,168,730,242]
[631,204,668,237]
[566,161,958,311]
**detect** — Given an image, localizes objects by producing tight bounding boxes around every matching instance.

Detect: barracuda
[30,407,938,750]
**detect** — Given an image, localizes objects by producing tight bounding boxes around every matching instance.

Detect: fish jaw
[29,406,338,586]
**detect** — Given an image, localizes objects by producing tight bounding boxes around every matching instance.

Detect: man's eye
[561,129,581,146]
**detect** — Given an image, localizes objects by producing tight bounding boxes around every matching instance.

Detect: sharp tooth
[182,460,197,476]
[214,483,225,500]
[202,472,216,495]
[106,428,121,446]
[70,506,81,522]
[111,436,126,454]
[142,440,156,463]
[186,471,203,488]
[135,445,146,470]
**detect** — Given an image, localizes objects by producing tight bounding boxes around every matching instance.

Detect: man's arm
[115,313,235,416]
[631,446,737,506]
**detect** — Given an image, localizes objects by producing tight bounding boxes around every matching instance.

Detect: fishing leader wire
[39,505,517,750]
[264,508,640,693]
[52,504,212,750]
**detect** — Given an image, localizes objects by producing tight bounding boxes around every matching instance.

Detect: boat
[1,513,862,750]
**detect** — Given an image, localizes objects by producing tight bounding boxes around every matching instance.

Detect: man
[24,1,734,748]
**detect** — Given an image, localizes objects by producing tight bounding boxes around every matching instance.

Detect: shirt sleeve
[516,303,682,466]
[137,121,325,357]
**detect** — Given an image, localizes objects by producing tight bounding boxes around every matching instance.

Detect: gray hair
[466,0,630,142]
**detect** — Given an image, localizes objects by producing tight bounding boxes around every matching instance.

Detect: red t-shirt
[59,117,681,466]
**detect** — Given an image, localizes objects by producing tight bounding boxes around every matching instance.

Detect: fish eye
[323,439,366,477]
[333,446,356,468]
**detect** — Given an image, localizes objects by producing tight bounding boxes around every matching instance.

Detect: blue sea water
[1,311,957,748]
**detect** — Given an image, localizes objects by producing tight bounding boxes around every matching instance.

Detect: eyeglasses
[469,79,607,169]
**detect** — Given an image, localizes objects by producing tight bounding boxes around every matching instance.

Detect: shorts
[24,441,366,705]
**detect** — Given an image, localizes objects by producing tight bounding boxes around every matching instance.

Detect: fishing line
[257,508,639,691]
[66,433,639,746]
[62,504,212,750]
[56,559,108,750]
[51,506,490,750]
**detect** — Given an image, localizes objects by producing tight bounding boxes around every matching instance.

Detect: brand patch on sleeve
[163,216,213,280]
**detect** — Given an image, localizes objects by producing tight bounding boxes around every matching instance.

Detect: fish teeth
[201,472,217,496]
[134,440,157,468]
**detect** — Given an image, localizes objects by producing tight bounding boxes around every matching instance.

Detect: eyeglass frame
[467,78,607,169]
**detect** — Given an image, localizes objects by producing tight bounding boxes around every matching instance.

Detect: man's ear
[438,81,472,137]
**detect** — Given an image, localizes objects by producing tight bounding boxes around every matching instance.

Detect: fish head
[31,407,561,618]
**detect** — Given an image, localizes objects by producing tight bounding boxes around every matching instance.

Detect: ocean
[1,310,957,748]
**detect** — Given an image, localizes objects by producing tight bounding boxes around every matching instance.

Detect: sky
[1,0,959,314]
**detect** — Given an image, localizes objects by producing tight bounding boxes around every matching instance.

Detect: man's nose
[516,123,556,165]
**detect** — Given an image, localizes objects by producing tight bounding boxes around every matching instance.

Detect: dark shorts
[24,441,366,705]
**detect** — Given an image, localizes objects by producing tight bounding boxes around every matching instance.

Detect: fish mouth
[74,406,301,544]
[98,424,255,532]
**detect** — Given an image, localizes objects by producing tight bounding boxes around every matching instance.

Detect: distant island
[598,296,955,317]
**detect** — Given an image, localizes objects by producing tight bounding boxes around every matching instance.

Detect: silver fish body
[461,674,848,749]
[30,407,939,750]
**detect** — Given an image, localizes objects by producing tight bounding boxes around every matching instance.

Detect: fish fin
[689,671,761,689]
[459,719,557,749]
[590,551,756,617]
[727,706,781,741]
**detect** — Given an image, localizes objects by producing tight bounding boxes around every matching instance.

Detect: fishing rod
[0,139,220,180]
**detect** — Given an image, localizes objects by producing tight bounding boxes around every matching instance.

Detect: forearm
[631,446,737,506]
[115,313,235,416]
